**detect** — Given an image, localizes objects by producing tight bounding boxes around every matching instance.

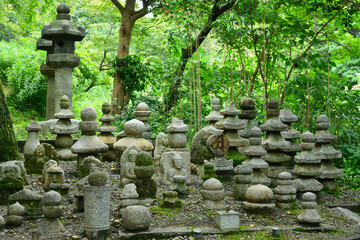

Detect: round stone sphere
[81,106,97,121]
[246,184,274,203]
[240,98,255,110]
[59,95,70,109]
[57,3,70,14]
[8,202,25,216]
[122,205,151,232]
[101,102,112,114]
[43,190,61,206]
[278,172,292,180]
[168,133,187,148]
[88,171,108,186]
[267,99,279,109]
[203,178,223,191]
[124,119,145,136]
[302,192,316,202]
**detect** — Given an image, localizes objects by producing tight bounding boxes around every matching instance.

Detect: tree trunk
[0,81,19,162]
[112,17,135,114]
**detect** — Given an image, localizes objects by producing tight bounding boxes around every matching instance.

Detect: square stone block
[215,210,240,230]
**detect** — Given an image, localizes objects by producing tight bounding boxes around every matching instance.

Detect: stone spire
[243,127,270,186]
[134,102,152,139]
[215,103,246,165]
[313,115,343,192]
[71,106,108,169]
[98,102,117,161]
[52,95,78,160]
[293,131,323,198]
[280,109,301,171]
[260,99,290,185]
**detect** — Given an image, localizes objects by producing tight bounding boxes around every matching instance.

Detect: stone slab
[333,207,360,225]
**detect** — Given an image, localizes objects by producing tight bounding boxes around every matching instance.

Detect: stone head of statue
[173,153,183,170]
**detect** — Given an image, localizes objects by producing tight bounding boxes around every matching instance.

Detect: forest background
[0,0,359,188]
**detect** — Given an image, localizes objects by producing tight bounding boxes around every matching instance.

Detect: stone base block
[85,228,110,240]
[38,218,65,233]
[215,210,240,230]
[243,202,275,214]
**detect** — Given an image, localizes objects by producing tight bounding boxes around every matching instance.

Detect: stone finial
[88,171,107,186]
[239,98,257,119]
[56,95,74,118]
[56,3,70,14]
[166,118,189,133]
[26,121,42,132]
[166,118,189,148]
[297,192,322,225]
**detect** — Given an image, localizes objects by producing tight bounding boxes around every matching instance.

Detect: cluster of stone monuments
[0,3,345,238]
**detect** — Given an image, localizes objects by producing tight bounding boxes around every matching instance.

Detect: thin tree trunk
[0,81,19,162]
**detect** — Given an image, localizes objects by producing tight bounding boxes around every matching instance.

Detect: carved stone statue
[120,145,142,187]
[167,153,187,185]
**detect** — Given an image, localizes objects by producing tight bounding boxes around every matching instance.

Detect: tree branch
[280,6,344,105]
[110,0,124,14]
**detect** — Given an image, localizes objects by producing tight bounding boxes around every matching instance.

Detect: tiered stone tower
[98,102,117,161]
[243,127,270,186]
[313,115,343,192]
[134,102,152,139]
[239,98,258,149]
[260,100,290,185]
[293,131,323,198]
[52,95,78,160]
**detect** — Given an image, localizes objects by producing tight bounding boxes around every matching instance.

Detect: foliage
[110,55,150,96]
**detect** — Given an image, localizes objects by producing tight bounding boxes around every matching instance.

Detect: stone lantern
[41,3,86,114]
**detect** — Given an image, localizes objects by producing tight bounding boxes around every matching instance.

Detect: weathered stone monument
[215,103,246,166]
[25,143,58,174]
[40,3,85,114]
[293,131,323,198]
[114,119,154,158]
[297,192,322,226]
[24,121,41,161]
[6,202,24,226]
[280,109,301,171]
[120,145,142,187]
[207,134,233,178]
[313,115,343,192]
[161,191,182,209]
[260,99,290,185]
[134,153,157,204]
[239,97,258,150]
[84,171,111,239]
[71,106,108,169]
[161,152,188,185]
[154,132,169,161]
[233,164,253,201]
[119,183,139,214]
[161,118,191,185]
[134,102,152,139]
[98,102,117,162]
[243,184,275,213]
[243,127,271,186]
[38,190,64,233]
[8,189,42,217]
[44,164,65,190]
[190,97,223,164]
[201,178,226,210]
[0,161,27,205]
[122,205,151,232]
[274,172,296,209]
[52,95,78,160]
[79,155,103,178]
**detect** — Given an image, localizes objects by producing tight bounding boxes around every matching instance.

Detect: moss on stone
[135,153,153,166]
[225,148,247,167]
[135,179,157,199]
[0,177,23,189]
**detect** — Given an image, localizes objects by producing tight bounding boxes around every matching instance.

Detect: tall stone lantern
[41,3,86,114]
[36,38,55,120]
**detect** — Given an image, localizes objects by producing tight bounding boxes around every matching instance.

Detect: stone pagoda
[313,115,343,192]
[293,131,323,198]
[36,38,55,120]
[134,102,152,139]
[239,97,258,149]
[98,102,117,162]
[191,97,223,164]
[52,95,78,160]
[206,134,233,178]
[71,107,108,169]
[215,103,246,166]
[41,3,85,114]
[260,99,290,185]
[243,127,271,186]
[280,109,301,171]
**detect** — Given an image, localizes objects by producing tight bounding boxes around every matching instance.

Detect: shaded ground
[0,160,359,240]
